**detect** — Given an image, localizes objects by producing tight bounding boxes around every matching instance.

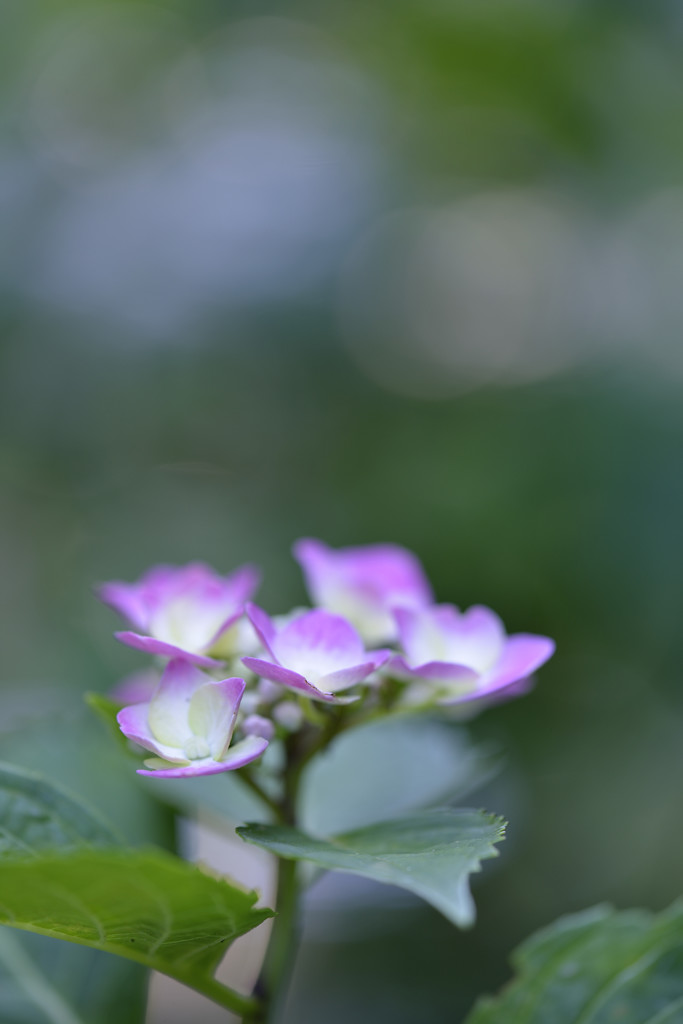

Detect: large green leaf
[466,900,683,1024]
[0,847,272,1017]
[238,807,505,927]
[0,764,271,1018]
[0,763,146,1024]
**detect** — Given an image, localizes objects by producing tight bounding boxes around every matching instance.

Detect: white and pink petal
[269,610,366,685]
[114,631,221,668]
[136,734,268,778]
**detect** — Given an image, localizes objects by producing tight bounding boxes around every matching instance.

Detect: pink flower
[116,659,268,778]
[293,538,433,645]
[242,604,391,704]
[389,604,555,706]
[98,562,259,666]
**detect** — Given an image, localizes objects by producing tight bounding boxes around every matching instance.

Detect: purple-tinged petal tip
[114,631,222,668]
[136,734,268,777]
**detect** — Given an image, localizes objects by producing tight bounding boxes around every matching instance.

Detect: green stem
[182,975,261,1019]
[247,728,313,1022]
[244,707,355,1021]
[238,769,285,824]
[249,855,300,1022]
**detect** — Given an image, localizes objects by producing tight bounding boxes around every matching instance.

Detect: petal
[394,606,454,665]
[445,605,507,672]
[220,563,262,606]
[136,735,268,778]
[294,538,433,607]
[242,658,332,699]
[218,734,270,768]
[395,604,506,673]
[388,654,480,686]
[291,538,331,593]
[145,563,260,656]
[207,613,260,660]
[367,648,393,670]
[444,634,555,705]
[245,603,278,660]
[143,757,191,770]
[116,703,188,763]
[96,565,181,630]
[480,675,536,706]
[97,582,150,631]
[114,631,222,668]
[191,564,261,652]
[241,658,356,704]
[293,538,433,646]
[187,677,245,760]
[317,661,380,693]
[204,610,244,654]
[147,660,209,747]
[270,609,366,683]
[483,634,555,690]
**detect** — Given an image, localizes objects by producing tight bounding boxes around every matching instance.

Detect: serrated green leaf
[0,847,272,1017]
[0,764,271,1017]
[466,900,683,1024]
[0,763,146,1024]
[0,719,175,1024]
[238,807,505,927]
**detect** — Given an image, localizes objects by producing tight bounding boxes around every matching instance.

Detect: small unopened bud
[242,714,275,741]
[273,701,304,732]
[257,679,282,704]
[240,691,261,715]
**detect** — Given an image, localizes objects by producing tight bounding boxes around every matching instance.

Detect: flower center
[183,736,211,760]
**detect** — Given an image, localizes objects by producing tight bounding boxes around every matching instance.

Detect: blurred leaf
[0,847,272,1017]
[239,808,505,927]
[301,717,495,835]
[466,900,683,1023]
[0,933,148,1024]
[0,762,117,854]
[0,709,174,847]
[147,771,271,826]
[0,930,87,1024]
[84,692,130,754]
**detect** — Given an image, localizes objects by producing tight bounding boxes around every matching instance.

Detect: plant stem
[245,709,352,1021]
[249,854,300,1022]
[238,769,285,824]
[247,728,312,1022]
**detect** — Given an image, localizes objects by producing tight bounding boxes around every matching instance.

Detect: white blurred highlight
[339,188,683,397]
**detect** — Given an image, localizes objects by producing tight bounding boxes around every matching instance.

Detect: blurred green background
[3,0,683,1021]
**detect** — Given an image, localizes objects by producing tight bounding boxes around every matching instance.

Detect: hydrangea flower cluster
[99,540,555,778]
